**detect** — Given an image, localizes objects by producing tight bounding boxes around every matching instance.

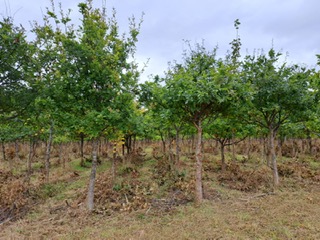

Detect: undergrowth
[0,142,319,239]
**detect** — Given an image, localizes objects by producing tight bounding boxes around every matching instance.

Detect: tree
[242,49,314,186]
[204,114,250,171]
[164,43,239,204]
[35,0,142,211]
[0,17,37,121]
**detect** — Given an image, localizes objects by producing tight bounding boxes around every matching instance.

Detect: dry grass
[0,141,320,240]
[1,184,319,240]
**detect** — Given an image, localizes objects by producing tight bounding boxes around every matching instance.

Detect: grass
[47,189,318,240]
[0,143,319,240]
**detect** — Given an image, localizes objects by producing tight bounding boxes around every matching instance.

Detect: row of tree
[1,1,320,207]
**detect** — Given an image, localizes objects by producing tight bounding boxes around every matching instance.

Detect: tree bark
[305,130,312,155]
[1,142,6,162]
[220,141,226,172]
[15,141,20,161]
[26,138,34,181]
[246,137,251,161]
[87,139,98,211]
[194,120,203,205]
[231,133,236,162]
[175,127,180,166]
[45,121,54,182]
[112,144,116,181]
[80,132,85,166]
[159,129,166,153]
[269,128,279,186]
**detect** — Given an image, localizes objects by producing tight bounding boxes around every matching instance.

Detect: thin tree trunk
[132,135,136,152]
[80,133,85,166]
[1,142,6,162]
[175,127,180,166]
[45,121,54,182]
[26,138,34,180]
[122,140,125,156]
[307,135,312,155]
[159,130,166,153]
[127,135,132,154]
[112,146,116,181]
[246,137,251,161]
[87,139,98,211]
[194,120,203,205]
[305,130,312,155]
[265,137,271,167]
[220,141,226,172]
[291,139,295,158]
[168,137,174,171]
[15,141,20,161]
[232,132,236,162]
[269,128,279,186]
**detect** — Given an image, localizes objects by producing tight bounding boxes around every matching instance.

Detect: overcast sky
[1,0,320,81]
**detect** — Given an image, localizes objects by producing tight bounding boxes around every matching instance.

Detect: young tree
[36,0,142,211]
[164,43,239,204]
[204,114,250,171]
[242,49,314,186]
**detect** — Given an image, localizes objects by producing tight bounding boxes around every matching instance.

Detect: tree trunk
[269,128,279,186]
[194,120,203,205]
[15,141,20,161]
[159,130,166,153]
[291,139,295,158]
[246,137,251,161]
[132,134,136,152]
[232,132,236,162]
[122,141,125,156]
[1,142,6,162]
[265,137,271,167]
[26,138,34,180]
[306,130,312,155]
[87,139,98,211]
[112,146,116,181]
[307,135,312,155]
[45,121,54,182]
[220,141,226,172]
[124,135,132,155]
[175,127,180,166]
[168,137,174,171]
[80,133,85,166]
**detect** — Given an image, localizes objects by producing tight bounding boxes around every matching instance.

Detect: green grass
[69,159,92,172]
[309,159,320,170]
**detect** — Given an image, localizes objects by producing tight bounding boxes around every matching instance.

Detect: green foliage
[0,16,39,140]
[38,182,66,199]
[243,49,315,131]
[28,0,142,141]
[164,42,240,127]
